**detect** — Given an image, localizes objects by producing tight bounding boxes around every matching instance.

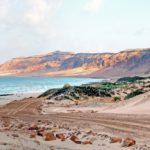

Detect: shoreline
[0,76,104,98]
[0,92,41,106]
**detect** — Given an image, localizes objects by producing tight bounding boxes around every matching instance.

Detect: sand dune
[0,91,150,149]
[103,91,150,115]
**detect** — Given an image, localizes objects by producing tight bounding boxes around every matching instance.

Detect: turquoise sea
[0,76,103,94]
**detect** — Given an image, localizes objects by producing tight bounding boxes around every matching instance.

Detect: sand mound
[103,91,150,115]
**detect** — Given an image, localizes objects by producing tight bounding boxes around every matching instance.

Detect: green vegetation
[39,75,150,101]
[124,89,144,100]
[39,85,112,100]
[82,81,122,90]
[117,76,149,83]
[114,96,121,102]
[99,82,121,90]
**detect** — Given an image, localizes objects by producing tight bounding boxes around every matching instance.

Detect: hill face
[0,49,150,77]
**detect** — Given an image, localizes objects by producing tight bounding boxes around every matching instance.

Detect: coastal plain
[0,77,150,150]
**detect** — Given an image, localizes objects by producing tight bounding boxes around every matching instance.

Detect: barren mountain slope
[0,48,149,77]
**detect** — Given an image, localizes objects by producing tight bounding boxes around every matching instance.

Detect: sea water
[0,76,103,94]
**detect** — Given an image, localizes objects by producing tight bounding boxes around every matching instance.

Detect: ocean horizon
[0,76,103,95]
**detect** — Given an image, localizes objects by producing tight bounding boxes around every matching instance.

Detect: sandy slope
[0,93,40,106]
[102,91,150,114]
[42,91,150,115]
[0,92,150,149]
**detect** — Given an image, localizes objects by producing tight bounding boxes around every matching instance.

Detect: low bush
[99,82,120,90]
[114,96,121,101]
[39,85,112,100]
[124,89,144,100]
[117,76,145,83]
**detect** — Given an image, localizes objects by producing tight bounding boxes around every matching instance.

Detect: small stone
[12,133,19,138]
[91,110,97,113]
[0,142,7,145]
[30,131,36,138]
[18,123,24,129]
[56,133,65,141]
[87,130,93,135]
[110,137,122,143]
[29,123,38,130]
[53,124,57,127]
[50,146,54,150]
[74,100,79,105]
[37,130,45,137]
[70,135,81,144]
[34,140,40,145]
[76,131,81,136]
[123,137,136,147]
[82,140,92,145]
[44,132,56,141]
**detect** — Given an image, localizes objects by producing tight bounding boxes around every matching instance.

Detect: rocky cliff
[0,49,149,77]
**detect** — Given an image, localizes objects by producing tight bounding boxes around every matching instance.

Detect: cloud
[134,27,150,36]
[23,0,49,25]
[23,0,63,26]
[0,0,63,29]
[0,0,63,58]
[83,0,103,13]
[0,0,9,19]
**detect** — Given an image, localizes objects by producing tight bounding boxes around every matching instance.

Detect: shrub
[117,76,145,83]
[99,82,120,90]
[114,96,121,101]
[63,83,72,89]
[124,89,144,100]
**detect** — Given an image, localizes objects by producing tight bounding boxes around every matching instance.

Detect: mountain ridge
[0,48,150,77]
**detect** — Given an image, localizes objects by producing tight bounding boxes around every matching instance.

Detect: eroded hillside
[0,49,150,77]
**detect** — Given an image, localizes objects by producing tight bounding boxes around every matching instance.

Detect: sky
[0,0,150,63]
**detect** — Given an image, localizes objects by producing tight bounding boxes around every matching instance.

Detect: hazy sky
[0,0,150,63]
